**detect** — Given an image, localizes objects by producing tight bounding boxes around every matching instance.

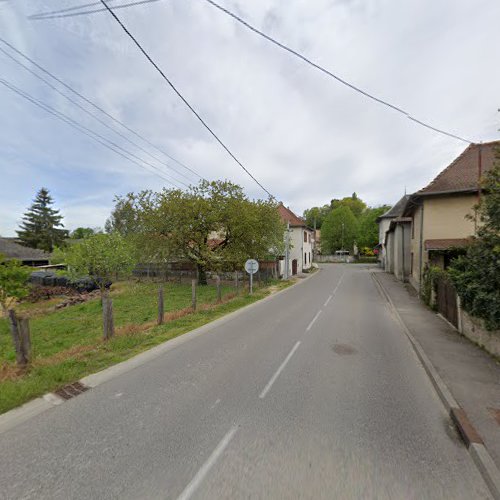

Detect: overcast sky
[0,0,499,235]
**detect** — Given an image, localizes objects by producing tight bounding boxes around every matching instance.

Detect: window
[308,233,311,243]
[309,252,311,263]
[304,252,307,264]
[304,231,307,243]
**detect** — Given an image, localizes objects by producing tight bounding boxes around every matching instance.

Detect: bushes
[448,158,500,330]
[421,265,447,309]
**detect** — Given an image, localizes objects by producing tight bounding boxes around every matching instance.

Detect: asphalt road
[0,265,492,499]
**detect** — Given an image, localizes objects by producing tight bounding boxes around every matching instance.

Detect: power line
[0,78,187,187]
[28,0,474,145]
[0,46,196,184]
[98,0,275,199]
[29,0,161,20]
[0,37,204,181]
[201,0,474,144]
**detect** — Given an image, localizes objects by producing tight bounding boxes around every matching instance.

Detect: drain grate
[55,381,89,400]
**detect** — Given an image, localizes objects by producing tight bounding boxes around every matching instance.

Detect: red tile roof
[418,141,499,195]
[424,238,470,250]
[277,203,306,227]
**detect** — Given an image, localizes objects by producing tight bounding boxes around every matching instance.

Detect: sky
[0,0,499,236]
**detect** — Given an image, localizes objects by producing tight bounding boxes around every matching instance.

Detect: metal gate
[436,276,458,328]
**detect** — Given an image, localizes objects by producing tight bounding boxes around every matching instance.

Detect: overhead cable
[0,78,187,187]
[0,37,204,181]
[98,0,275,198]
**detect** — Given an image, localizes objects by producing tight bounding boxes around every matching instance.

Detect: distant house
[277,203,314,276]
[404,140,499,290]
[0,237,50,266]
[376,195,410,270]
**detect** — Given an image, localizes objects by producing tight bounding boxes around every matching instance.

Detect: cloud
[0,0,499,234]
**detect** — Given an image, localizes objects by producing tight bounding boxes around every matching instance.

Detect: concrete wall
[392,223,411,281]
[409,204,423,290]
[378,218,391,268]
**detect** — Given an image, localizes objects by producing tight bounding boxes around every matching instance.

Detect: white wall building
[277,203,314,277]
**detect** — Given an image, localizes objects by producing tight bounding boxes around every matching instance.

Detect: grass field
[0,279,290,414]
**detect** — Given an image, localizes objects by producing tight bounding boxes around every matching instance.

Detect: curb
[0,270,320,436]
[371,271,500,499]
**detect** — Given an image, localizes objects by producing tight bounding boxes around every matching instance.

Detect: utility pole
[284,221,290,279]
[341,221,345,262]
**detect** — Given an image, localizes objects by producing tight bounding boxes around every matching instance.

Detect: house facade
[277,203,314,276]
[404,141,499,290]
[376,195,410,270]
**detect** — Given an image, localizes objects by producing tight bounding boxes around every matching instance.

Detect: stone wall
[458,302,500,358]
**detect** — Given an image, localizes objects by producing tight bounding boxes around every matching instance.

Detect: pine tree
[17,188,68,252]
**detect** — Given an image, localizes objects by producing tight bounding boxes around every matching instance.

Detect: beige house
[277,203,314,276]
[404,141,499,291]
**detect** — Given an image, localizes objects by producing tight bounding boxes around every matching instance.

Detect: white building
[277,203,314,276]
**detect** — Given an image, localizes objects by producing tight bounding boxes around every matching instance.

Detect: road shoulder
[372,270,500,499]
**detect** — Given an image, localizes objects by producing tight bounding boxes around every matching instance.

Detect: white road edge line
[324,295,333,307]
[306,310,322,331]
[259,341,301,399]
[176,425,238,500]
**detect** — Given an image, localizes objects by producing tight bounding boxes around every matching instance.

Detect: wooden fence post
[18,317,31,364]
[192,279,197,311]
[102,294,115,340]
[158,285,164,325]
[7,309,28,366]
[235,271,239,293]
[216,275,222,303]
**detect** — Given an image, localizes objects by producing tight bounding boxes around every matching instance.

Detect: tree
[303,205,330,229]
[17,188,68,252]
[0,255,32,366]
[321,206,359,254]
[115,180,285,285]
[357,205,391,249]
[105,194,141,236]
[449,154,500,330]
[70,227,96,239]
[330,193,367,218]
[65,233,137,339]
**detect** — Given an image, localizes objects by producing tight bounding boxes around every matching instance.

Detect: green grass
[0,279,291,414]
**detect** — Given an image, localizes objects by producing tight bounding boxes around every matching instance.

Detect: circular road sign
[244,259,259,275]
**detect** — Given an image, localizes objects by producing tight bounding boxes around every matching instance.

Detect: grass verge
[0,279,292,414]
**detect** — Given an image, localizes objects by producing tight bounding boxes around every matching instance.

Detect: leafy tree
[0,254,30,315]
[331,193,367,218]
[105,194,141,236]
[65,232,136,295]
[321,206,359,253]
[303,205,330,229]
[116,180,284,285]
[70,227,96,239]
[357,205,391,248]
[17,188,68,252]
[0,255,32,366]
[449,155,500,329]
[65,233,137,339]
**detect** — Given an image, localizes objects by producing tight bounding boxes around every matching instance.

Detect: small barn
[0,237,50,267]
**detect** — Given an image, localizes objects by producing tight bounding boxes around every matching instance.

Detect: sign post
[244,259,259,295]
